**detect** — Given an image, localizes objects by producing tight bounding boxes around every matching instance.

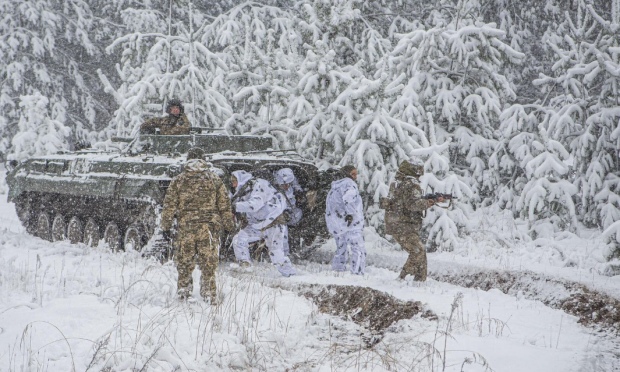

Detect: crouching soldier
[325,165,365,275]
[160,148,234,301]
[382,160,441,281]
[274,168,303,256]
[230,170,297,277]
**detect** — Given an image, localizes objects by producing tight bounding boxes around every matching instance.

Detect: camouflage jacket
[161,160,234,233]
[384,173,428,235]
[140,113,190,135]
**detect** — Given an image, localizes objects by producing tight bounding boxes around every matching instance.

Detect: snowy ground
[0,184,618,370]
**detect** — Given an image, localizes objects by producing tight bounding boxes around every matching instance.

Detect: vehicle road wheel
[124,225,143,252]
[83,218,100,247]
[51,214,67,242]
[36,212,52,241]
[103,221,122,252]
[14,195,34,233]
[139,204,158,240]
[67,216,83,244]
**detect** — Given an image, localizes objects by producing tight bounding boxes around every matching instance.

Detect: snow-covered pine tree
[100,1,231,137]
[297,0,363,67]
[9,91,70,161]
[491,104,536,213]
[287,40,355,166]
[477,0,559,104]
[0,0,122,155]
[532,0,620,236]
[332,65,419,205]
[389,0,524,205]
[201,2,299,147]
[385,0,521,248]
[496,104,578,237]
[293,0,397,163]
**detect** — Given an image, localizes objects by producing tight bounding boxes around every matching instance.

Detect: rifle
[231,179,255,203]
[421,193,457,202]
[421,193,457,209]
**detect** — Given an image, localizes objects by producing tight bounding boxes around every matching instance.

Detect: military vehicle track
[14,191,158,251]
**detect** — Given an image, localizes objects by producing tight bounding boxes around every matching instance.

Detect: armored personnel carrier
[5,130,332,256]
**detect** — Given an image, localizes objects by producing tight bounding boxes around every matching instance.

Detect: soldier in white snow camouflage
[325,165,365,275]
[230,170,297,277]
[274,168,303,256]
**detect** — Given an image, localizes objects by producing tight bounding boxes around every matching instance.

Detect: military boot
[202,295,219,306]
[398,270,409,280]
[177,288,191,301]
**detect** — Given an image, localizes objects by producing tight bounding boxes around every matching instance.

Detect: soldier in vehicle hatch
[160,148,234,302]
[382,160,443,281]
[140,99,190,135]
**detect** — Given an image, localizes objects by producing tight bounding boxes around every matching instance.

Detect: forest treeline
[1,0,619,254]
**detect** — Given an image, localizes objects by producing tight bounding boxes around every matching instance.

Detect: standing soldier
[160,148,234,302]
[230,170,297,277]
[382,160,442,281]
[140,99,191,135]
[274,168,303,257]
[325,165,365,275]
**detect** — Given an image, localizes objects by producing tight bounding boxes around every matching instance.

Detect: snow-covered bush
[9,92,70,161]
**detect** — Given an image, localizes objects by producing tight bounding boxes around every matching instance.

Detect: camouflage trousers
[175,223,220,299]
[395,233,427,281]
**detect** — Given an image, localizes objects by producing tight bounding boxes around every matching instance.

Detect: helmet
[166,99,184,115]
[398,160,424,177]
[187,147,205,160]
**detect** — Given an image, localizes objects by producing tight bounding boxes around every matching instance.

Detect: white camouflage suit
[274,168,303,256]
[231,170,297,277]
[325,176,365,275]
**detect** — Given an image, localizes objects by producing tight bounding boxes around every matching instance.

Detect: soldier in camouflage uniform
[160,148,234,301]
[140,99,191,135]
[382,160,442,281]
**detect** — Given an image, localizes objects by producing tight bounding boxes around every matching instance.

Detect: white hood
[275,168,302,192]
[234,178,286,230]
[275,168,295,185]
[232,170,253,191]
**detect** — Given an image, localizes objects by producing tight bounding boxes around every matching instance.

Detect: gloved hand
[162,230,172,241]
[345,215,353,227]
